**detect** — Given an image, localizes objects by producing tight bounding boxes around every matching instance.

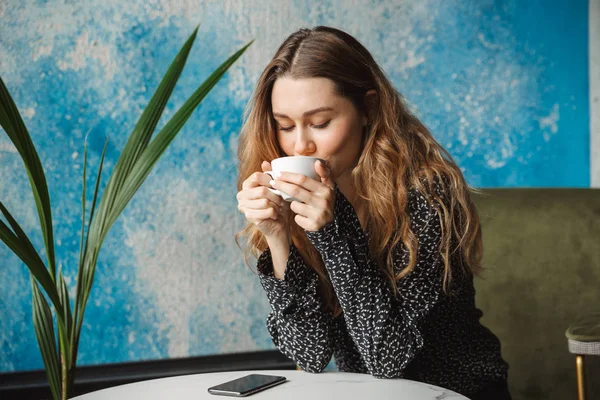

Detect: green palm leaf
[31,277,61,400]
[0,25,252,400]
[107,40,254,231]
[77,143,89,282]
[0,76,57,280]
[81,35,252,310]
[0,216,44,277]
[71,138,108,363]
[57,267,72,363]
[0,201,62,314]
[90,27,200,250]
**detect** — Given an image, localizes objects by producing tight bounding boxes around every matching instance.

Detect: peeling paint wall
[0,0,592,371]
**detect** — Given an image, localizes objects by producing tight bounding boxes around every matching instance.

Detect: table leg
[576,355,586,400]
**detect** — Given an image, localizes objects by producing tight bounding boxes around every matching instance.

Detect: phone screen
[208,374,287,397]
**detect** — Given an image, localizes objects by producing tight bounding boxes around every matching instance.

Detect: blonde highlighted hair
[236,26,482,315]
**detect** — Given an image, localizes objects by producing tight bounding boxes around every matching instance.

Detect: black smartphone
[207,374,287,397]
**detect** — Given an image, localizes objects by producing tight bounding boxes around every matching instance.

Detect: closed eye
[312,121,330,129]
[277,120,330,131]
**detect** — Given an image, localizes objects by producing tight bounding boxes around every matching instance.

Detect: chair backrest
[473,189,600,400]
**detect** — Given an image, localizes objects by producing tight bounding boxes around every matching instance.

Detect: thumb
[315,160,334,189]
[261,160,272,172]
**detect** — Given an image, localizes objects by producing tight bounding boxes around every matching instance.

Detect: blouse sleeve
[257,244,334,372]
[304,184,446,378]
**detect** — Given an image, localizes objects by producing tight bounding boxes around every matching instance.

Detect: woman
[235,26,511,400]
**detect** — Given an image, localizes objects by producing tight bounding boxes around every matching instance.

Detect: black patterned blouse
[257,182,509,397]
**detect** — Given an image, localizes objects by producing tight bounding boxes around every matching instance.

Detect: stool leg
[576,355,586,400]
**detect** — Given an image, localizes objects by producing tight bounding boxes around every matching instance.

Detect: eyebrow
[273,106,334,119]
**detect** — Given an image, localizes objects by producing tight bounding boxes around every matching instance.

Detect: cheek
[276,133,294,155]
[325,120,362,155]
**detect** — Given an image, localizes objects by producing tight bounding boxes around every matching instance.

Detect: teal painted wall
[0,0,590,372]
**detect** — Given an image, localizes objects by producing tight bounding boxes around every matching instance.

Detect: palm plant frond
[89,27,200,249]
[31,277,61,400]
[70,137,108,386]
[0,201,63,316]
[0,77,57,280]
[0,26,251,400]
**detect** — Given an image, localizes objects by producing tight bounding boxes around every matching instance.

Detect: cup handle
[264,171,282,197]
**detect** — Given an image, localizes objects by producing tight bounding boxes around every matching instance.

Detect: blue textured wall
[0,0,590,372]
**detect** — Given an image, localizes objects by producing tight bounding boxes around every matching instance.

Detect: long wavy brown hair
[236,26,482,315]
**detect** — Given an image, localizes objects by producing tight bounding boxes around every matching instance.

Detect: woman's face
[271,77,367,181]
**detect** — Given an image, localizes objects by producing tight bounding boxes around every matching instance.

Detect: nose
[293,128,316,156]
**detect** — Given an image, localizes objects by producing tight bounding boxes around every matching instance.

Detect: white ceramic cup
[265,156,325,202]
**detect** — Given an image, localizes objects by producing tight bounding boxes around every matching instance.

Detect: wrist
[265,230,290,247]
[265,233,291,280]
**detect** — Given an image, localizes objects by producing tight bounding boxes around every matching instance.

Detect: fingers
[237,191,281,222]
[290,200,333,229]
[270,179,309,203]
[238,160,335,231]
[241,160,278,190]
[289,200,309,217]
[237,186,283,208]
[272,173,334,205]
[237,161,287,225]
[242,170,273,190]
[274,171,320,192]
[241,198,282,212]
[293,214,321,232]
[244,206,280,222]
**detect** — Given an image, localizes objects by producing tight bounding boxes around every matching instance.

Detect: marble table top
[71,369,469,399]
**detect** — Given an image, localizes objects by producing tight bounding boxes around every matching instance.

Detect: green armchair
[473,189,600,400]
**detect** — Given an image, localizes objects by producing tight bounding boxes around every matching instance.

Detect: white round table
[71,369,469,399]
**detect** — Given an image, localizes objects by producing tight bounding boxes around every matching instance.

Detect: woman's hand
[270,160,336,232]
[237,161,288,239]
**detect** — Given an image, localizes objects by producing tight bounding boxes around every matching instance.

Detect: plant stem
[58,323,69,399]
[61,351,67,400]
